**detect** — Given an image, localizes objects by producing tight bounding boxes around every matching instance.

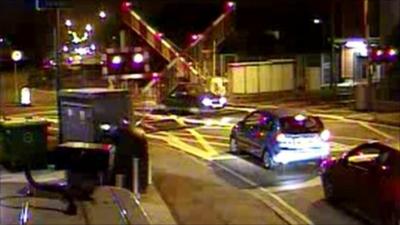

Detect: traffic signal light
[121,1,132,12]
[224,1,236,12]
[369,47,397,63]
[106,53,146,75]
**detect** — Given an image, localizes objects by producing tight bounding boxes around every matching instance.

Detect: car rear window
[279,116,323,134]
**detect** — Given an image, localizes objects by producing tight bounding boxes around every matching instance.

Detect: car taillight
[320,129,330,141]
[276,133,286,142]
[319,156,336,171]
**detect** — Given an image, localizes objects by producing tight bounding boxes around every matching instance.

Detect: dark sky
[0,0,365,61]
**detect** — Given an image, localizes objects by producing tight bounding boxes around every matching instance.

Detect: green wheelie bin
[0,118,49,171]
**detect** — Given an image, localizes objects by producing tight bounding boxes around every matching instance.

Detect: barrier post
[132,157,140,198]
[115,174,125,188]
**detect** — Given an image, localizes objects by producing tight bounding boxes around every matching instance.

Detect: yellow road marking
[187,128,219,155]
[169,135,229,148]
[210,154,238,160]
[157,131,216,160]
[332,136,374,142]
[146,133,167,141]
[224,106,259,112]
[168,131,230,141]
[266,191,314,225]
[330,142,354,152]
[196,126,233,130]
[357,121,395,140]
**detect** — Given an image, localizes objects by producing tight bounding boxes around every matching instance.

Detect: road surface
[2,105,399,224]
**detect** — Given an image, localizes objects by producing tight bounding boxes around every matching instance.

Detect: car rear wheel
[262,150,276,169]
[322,174,338,203]
[229,137,241,154]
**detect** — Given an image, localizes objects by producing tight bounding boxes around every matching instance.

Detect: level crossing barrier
[121,2,236,101]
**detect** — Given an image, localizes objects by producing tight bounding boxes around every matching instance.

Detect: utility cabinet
[59,88,132,143]
[0,118,48,170]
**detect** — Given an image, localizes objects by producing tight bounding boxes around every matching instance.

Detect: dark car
[229,109,330,169]
[160,83,227,114]
[320,142,400,225]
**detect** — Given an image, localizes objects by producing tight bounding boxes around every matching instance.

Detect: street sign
[35,0,72,10]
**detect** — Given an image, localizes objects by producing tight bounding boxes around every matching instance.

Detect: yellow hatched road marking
[168,131,230,141]
[187,128,219,155]
[148,132,216,160]
[330,142,353,152]
[358,121,395,140]
[166,135,229,148]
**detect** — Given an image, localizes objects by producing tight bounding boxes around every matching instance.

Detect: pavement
[0,166,176,225]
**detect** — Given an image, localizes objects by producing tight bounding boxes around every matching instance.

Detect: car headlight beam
[219,97,227,105]
[320,129,331,141]
[202,97,213,106]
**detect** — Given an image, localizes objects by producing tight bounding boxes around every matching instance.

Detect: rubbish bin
[0,118,49,170]
[354,83,369,111]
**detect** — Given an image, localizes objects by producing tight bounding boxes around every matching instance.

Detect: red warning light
[225,1,236,11]
[121,1,132,12]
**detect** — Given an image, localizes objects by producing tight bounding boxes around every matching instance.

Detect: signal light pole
[364,0,373,111]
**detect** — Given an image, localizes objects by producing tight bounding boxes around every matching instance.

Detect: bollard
[132,157,140,198]
[148,158,152,185]
[98,172,104,185]
[115,174,125,188]
[20,87,31,106]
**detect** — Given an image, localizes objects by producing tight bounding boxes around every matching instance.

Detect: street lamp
[11,50,23,103]
[65,19,72,28]
[313,18,322,24]
[85,24,93,33]
[99,10,107,19]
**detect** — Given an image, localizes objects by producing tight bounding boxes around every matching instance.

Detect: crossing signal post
[35,0,72,143]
